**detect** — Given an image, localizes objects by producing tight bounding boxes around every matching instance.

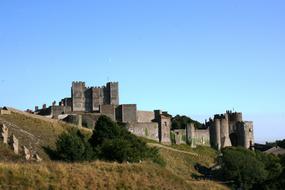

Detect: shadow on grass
[192,163,213,180]
[42,146,60,160]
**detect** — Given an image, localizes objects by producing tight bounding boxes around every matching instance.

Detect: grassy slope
[0,161,193,190]
[0,144,23,162]
[0,111,229,190]
[0,112,90,159]
[154,144,228,190]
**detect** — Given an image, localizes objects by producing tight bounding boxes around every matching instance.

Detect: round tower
[243,121,254,149]
[186,123,196,148]
[214,118,221,150]
[220,117,232,148]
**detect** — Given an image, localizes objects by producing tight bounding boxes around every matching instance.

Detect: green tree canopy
[171,115,203,130]
[221,147,268,190]
[55,129,95,162]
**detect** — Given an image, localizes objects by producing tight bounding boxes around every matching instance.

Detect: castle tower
[106,82,119,105]
[228,111,243,133]
[92,87,104,112]
[71,82,86,112]
[186,123,196,148]
[242,121,254,149]
[154,110,171,144]
[213,118,221,150]
[220,115,232,148]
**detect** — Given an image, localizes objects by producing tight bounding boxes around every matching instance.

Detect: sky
[0,0,284,143]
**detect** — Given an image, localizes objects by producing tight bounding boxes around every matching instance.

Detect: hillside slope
[0,110,90,160]
[0,109,229,190]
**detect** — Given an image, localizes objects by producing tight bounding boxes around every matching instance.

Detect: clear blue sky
[0,0,284,143]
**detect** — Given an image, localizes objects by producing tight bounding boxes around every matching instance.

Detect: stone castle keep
[35,81,254,149]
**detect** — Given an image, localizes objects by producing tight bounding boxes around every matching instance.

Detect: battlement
[72,81,86,86]
[227,111,243,122]
[107,81,119,85]
[71,81,119,112]
[214,114,227,120]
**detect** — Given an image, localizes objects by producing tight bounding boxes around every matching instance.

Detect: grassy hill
[0,110,90,160]
[0,110,229,190]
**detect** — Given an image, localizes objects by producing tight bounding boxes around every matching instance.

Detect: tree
[55,129,95,162]
[277,139,285,148]
[171,115,203,130]
[89,115,121,146]
[221,147,268,190]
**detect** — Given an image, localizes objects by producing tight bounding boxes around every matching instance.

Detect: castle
[35,81,254,149]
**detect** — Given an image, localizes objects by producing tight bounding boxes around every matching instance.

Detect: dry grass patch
[0,161,193,190]
[0,112,90,160]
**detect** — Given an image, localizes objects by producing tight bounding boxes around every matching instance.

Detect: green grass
[170,144,218,167]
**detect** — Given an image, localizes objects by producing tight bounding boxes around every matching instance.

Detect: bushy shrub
[55,129,95,162]
[89,116,121,146]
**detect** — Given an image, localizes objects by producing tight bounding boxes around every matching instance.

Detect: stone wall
[116,104,137,123]
[82,114,101,129]
[92,87,104,111]
[174,124,210,147]
[173,129,186,145]
[84,88,93,112]
[193,128,210,147]
[137,111,155,123]
[100,105,116,121]
[63,114,82,127]
[127,122,159,141]
[159,115,171,144]
[50,106,72,119]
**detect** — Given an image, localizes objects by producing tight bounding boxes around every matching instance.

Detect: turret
[220,116,232,148]
[213,118,221,150]
[186,123,196,148]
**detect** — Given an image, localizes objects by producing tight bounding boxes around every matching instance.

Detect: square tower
[71,82,86,112]
[106,82,119,105]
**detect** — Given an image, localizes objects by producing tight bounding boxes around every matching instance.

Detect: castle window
[164,122,167,126]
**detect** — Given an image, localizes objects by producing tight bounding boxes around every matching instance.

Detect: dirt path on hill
[147,143,199,156]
